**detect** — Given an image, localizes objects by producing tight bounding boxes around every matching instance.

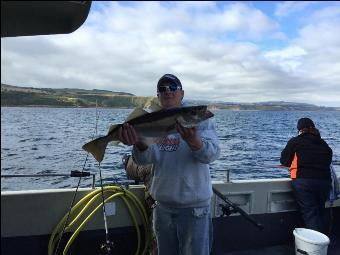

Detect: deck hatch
[268,190,297,212]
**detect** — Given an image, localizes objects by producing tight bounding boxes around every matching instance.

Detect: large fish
[82,105,214,162]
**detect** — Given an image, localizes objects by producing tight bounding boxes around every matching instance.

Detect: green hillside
[1,83,338,111]
[1,84,160,109]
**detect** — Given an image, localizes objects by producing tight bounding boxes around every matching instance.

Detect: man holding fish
[117,74,220,255]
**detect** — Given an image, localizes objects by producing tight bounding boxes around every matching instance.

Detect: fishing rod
[1,170,92,178]
[53,158,93,255]
[94,99,114,255]
[212,187,264,230]
[53,100,114,255]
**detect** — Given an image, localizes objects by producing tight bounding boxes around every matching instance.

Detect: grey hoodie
[132,118,220,208]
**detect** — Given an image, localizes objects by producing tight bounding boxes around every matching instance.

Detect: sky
[1,1,340,107]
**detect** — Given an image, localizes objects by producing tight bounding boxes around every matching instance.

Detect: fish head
[176,105,214,127]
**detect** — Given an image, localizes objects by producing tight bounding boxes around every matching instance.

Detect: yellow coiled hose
[48,186,151,255]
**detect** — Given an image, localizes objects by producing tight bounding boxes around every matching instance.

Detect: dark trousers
[291,178,331,234]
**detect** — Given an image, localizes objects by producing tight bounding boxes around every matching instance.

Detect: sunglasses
[158,84,182,93]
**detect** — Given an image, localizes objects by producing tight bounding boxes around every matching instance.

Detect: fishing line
[53,101,100,255]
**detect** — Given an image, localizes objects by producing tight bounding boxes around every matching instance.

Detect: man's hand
[117,123,148,151]
[176,123,203,151]
[118,123,138,145]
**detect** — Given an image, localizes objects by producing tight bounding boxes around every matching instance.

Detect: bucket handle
[297,249,309,255]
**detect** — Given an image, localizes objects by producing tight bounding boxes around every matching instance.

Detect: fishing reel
[218,204,237,217]
[99,240,115,255]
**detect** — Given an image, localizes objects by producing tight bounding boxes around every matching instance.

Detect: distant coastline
[1,83,339,111]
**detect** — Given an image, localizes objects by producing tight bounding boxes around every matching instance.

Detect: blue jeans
[291,178,331,234]
[153,203,213,255]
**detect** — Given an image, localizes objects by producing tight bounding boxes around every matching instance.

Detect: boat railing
[1,170,96,188]
[1,171,138,190]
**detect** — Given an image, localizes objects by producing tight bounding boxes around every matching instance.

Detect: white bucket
[293,228,330,255]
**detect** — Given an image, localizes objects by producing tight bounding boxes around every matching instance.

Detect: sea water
[1,107,339,191]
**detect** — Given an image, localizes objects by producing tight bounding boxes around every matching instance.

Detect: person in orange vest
[280,117,333,234]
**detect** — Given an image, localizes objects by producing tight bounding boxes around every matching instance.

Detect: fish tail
[82,136,110,162]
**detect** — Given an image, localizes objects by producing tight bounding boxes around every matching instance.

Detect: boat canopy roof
[1,1,92,37]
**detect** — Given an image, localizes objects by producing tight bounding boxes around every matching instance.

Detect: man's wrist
[187,137,203,151]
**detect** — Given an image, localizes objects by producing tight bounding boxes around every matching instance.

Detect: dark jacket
[280,133,332,180]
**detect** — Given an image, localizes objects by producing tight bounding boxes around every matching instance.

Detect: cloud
[1,1,339,107]
[264,4,340,106]
[267,5,340,79]
[221,3,279,39]
[274,1,317,17]
[264,46,307,72]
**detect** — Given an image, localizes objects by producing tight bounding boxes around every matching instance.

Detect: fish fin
[143,97,162,112]
[109,140,120,146]
[109,140,126,148]
[126,107,149,121]
[82,136,109,162]
[115,143,126,148]
[148,103,162,112]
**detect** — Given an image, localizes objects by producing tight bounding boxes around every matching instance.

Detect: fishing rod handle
[212,187,264,230]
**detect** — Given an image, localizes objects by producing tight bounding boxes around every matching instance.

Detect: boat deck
[223,244,294,255]
[222,238,339,255]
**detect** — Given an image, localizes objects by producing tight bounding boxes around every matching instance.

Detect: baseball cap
[157,74,182,91]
